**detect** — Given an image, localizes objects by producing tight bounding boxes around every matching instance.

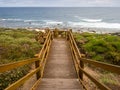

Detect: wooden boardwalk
[2,30,120,90]
[36,38,83,90]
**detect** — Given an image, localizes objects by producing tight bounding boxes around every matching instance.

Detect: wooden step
[43,38,77,78]
[35,38,83,90]
[36,78,83,90]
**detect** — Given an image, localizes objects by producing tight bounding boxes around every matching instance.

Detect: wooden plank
[43,38,77,78]
[81,58,120,74]
[31,33,52,90]
[0,58,39,73]
[68,31,111,90]
[5,67,40,90]
[34,38,83,90]
[69,31,82,58]
[79,67,111,90]
[36,78,83,90]
[69,33,83,80]
[39,33,52,78]
[3,30,119,90]
[38,31,50,58]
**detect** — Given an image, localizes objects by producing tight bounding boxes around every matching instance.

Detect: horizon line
[0,6,120,8]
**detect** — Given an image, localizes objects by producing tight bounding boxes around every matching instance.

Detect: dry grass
[83,65,120,90]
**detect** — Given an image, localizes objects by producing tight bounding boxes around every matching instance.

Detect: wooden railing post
[53,28,59,38]
[79,60,84,80]
[51,31,53,40]
[45,28,50,33]
[69,29,72,33]
[66,31,69,40]
[34,54,41,80]
[65,31,67,39]
[35,60,41,80]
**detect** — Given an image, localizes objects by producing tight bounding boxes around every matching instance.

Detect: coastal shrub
[0,65,30,90]
[105,52,120,65]
[82,43,92,52]
[75,32,120,65]
[105,35,120,42]
[111,42,120,51]
[82,32,94,37]
[74,33,84,40]
[0,35,14,44]
[0,27,13,30]
[92,55,104,61]
[0,28,42,89]
[83,39,108,53]
[15,37,33,45]
[93,46,108,53]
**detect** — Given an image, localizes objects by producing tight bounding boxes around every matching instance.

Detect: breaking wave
[81,19,102,23]
[1,18,120,29]
[68,21,120,29]
[0,18,23,21]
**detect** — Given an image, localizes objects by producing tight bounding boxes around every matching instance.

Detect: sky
[0,0,120,7]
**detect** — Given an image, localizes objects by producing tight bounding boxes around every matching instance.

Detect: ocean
[0,7,120,33]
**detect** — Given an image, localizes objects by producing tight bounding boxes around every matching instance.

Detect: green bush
[105,52,120,64]
[0,65,30,90]
[111,42,120,51]
[0,28,42,89]
[75,32,120,65]
[83,39,108,53]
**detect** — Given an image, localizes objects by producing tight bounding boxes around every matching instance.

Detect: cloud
[0,0,119,7]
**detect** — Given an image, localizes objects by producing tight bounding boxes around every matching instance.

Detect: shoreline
[1,26,120,34]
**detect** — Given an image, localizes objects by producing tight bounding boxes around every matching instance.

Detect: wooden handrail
[81,58,120,74]
[79,66,110,90]
[31,30,52,90]
[0,58,39,73]
[67,30,120,90]
[5,68,40,90]
[0,30,52,90]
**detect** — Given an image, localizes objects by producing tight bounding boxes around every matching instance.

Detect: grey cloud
[0,0,120,7]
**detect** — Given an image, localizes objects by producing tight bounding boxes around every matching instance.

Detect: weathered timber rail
[0,29,120,90]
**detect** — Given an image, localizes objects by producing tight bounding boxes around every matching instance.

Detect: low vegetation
[74,32,120,65]
[0,28,42,90]
[74,32,120,89]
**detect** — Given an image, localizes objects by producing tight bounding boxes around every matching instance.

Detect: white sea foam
[31,23,43,26]
[74,16,102,23]
[45,20,63,25]
[81,19,102,23]
[30,20,63,26]
[0,18,23,21]
[68,21,120,29]
[0,18,40,22]
[24,20,41,22]
[1,17,120,30]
